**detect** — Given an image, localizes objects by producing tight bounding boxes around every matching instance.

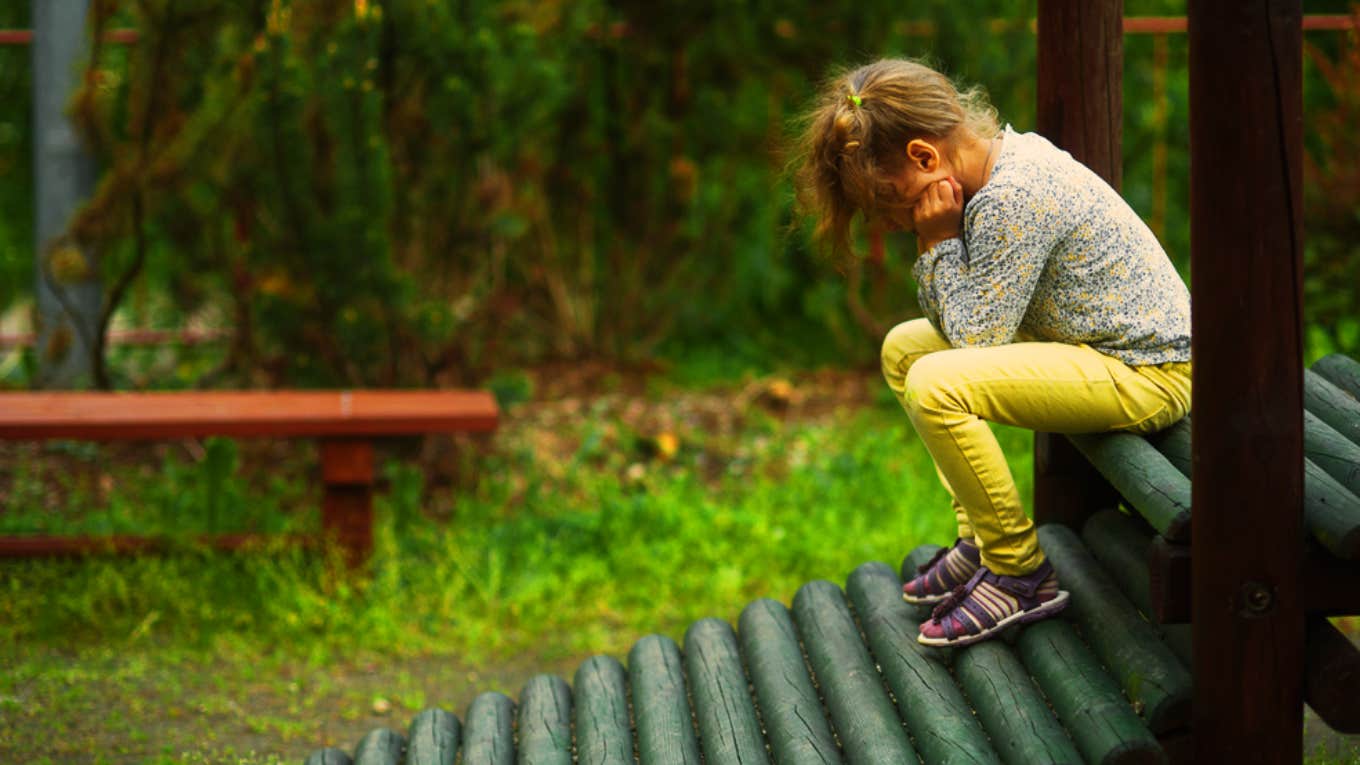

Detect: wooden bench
[302,359,1359,764]
[0,390,499,566]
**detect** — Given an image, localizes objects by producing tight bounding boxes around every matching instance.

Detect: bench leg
[320,439,374,569]
[1034,433,1119,528]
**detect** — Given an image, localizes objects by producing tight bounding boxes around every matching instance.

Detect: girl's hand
[914,177,964,252]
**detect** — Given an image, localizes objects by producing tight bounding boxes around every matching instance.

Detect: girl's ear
[906,139,939,171]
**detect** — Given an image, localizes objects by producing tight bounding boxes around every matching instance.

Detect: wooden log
[1080,509,1155,613]
[1016,619,1167,764]
[736,599,843,764]
[573,655,634,765]
[1066,433,1191,541]
[517,675,573,764]
[845,561,1001,764]
[304,748,353,765]
[791,580,917,763]
[1304,410,1360,499]
[794,579,919,756]
[954,640,1083,764]
[1148,415,1360,559]
[1314,354,1360,400]
[682,618,770,764]
[406,708,460,765]
[1306,369,1360,448]
[1039,524,1192,733]
[1304,616,1360,734]
[462,692,516,765]
[352,728,404,765]
[628,634,702,765]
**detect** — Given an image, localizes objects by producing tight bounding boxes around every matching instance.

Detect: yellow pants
[881,319,1192,575]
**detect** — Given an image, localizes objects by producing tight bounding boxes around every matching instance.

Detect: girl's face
[882,138,955,232]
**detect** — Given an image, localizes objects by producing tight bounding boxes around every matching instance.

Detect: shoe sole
[902,590,949,606]
[916,590,1071,648]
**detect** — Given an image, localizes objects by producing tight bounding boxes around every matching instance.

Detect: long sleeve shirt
[912,126,1191,366]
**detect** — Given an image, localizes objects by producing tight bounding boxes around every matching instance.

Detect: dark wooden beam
[1189,2,1305,760]
[1032,0,1124,529]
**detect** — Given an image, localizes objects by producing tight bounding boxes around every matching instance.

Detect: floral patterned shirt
[912,126,1191,366]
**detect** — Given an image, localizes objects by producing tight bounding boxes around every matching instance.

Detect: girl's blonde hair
[792,58,999,260]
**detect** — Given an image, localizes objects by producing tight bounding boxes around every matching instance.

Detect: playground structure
[299,1,1360,763]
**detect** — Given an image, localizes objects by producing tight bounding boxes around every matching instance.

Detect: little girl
[794,59,1192,647]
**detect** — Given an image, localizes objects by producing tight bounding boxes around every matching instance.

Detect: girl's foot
[902,538,981,605]
[917,560,1069,648]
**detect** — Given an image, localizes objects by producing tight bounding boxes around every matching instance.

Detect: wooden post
[1189,2,1305,761]
[320,438,375,569]
[1033,0,1124,527]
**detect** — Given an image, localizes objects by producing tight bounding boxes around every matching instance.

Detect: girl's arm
[913,188,1064,347]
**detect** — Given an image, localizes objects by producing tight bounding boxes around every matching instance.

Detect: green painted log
[352,728,404,765]
[1304,410,1360,499]
[791,580,917,763]
[954,640,1083,764]
[1306,369,1360,447]
[517,675,573,765]
[1314,354,1360,403]
[736,598,843,765]
[405,708,459,765]
[845,561,1000,764]
[628,634,702,764]
[1038,524,1192,733]
[462,691,516,765]
[1301,459,1360,559]
[304,748,352,765]
[682,618,770,764]
[1016,619,1167,764]
[1081,510,1194,669]
[1147,415,1360,559]
[1066,433,1192,541]
[573,655,634,765]
[1080,510,1154,615]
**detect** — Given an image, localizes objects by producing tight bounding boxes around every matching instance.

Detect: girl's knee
[902,352,963,413]
[881,319,948,382]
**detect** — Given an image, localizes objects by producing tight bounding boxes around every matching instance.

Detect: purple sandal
[902,538,981,605]
[917,560,1070,648]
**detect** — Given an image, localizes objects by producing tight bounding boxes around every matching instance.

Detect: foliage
[1304,8,1360,360]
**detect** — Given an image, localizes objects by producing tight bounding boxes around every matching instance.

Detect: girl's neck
[954,131,1002,201]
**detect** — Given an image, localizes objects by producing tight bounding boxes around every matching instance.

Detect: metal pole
[32,0,99,389]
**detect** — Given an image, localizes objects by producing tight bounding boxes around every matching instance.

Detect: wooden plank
[1192,4,1306,755]
[352,728,404,765]
[517,675,573,764]
[1147,537,1192,624]
[1033,0,1124,532]
[1015,619,1167,764]
[405,708,459,765]
[736,599,843,765]
[321,439,375,486]
[1066,433,1192,541]
[304,748,353,765]
[462,692,516,765]
[682,618,769,764]
[628,634,702,765]
[955,640,1083,764]
[1305,370,1360,448]
[1313,354,1360,399]
[322,484,373,570]
[0,390,499,440]
[1039,524,1192,733]
[845,561,1000,764]
[572,655,634,765]
[791,580,917,764]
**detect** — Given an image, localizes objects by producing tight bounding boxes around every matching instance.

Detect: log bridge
[308,1,1354,762]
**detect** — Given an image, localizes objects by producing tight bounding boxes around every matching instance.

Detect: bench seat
[0,389,499,565]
